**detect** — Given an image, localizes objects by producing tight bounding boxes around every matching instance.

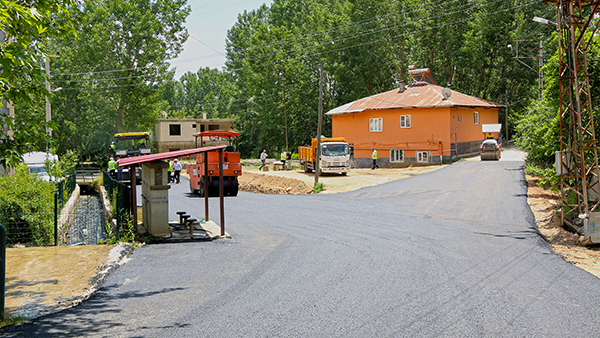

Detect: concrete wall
[153,118,236,153]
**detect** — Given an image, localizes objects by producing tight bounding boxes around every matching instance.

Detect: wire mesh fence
[0,169,133,247]
[102,171,131,239]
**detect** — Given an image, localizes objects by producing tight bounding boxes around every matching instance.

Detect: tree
[47,0,190,161]
[0,0,76,169]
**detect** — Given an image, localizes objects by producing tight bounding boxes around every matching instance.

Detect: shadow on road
[1,286,188,337]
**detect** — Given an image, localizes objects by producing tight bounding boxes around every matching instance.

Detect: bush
[524,164,560,191]
[0,165,56,245]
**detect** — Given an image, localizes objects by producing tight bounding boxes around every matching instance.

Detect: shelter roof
[118,145,226,167]
[326,82,505,115]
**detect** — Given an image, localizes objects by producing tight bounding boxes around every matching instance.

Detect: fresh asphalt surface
[4,152,600,337]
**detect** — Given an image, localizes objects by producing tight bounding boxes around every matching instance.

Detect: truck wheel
[198,177,206,197]
[341,172,347,176]
[189,181,197,194]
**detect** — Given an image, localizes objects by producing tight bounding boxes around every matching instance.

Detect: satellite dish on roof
[442,88,452,100]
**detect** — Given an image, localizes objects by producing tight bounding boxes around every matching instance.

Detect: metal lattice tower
[545,0,600,231]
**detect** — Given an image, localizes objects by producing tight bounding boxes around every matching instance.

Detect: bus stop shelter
[118,145,228,237]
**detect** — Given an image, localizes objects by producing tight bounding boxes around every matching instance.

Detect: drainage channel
[66,185,106,245]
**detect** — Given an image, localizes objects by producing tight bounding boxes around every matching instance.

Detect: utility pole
[544,0,600,237]
[44,54,60,138]
[314,61,324,187]
[275,71,289,150]
[512,39,544,100]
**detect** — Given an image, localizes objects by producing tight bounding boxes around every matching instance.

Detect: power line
[225,0,542,73]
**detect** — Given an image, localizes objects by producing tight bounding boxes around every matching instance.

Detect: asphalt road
[4,152,600,337]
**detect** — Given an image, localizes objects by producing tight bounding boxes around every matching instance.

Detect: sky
[169,0,274,79]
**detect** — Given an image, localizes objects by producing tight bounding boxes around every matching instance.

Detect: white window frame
[457,114,461,122]
[390,149,404,163]
[369,118,383,132]
[417,151,429,163]
[400,115,411,128]
[474,112,479,125]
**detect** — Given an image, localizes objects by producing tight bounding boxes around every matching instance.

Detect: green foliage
[0,310,29,328]
[43,149,78,181]
[35,0,191,162]
[515,100,560,166]
[0,0,77,169]
[161,0,550,158]
[524,165,560,191]
[0,165,56,245]
[101,211,135,245]
[312,182,324,193]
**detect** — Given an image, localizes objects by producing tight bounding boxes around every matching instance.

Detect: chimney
[203,112,207,120]
[398,80,406,92]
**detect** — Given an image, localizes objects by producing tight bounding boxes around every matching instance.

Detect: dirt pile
[239,172,313,194]
[527,175,600,277]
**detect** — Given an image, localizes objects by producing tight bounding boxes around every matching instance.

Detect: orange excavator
[187,130,242,197]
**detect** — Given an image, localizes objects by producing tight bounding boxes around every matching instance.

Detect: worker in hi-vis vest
[167,160,173,183]
[108,157,116,177]
[371,148,379,170]
[280,150,287,167]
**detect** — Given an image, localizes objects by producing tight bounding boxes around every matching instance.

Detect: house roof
[326,82,505,115]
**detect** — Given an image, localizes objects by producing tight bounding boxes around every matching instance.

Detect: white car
[22,152,59,181]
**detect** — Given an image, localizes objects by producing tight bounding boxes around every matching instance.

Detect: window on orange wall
[400,115,411,128]
[390,149,404,162]
[417,151,429,163]
[474,112,479,125]
[458,114,461,122]
[369,118,383,132]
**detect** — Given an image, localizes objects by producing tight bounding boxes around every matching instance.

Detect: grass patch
[0,311,29,328]
[313,182,324,193]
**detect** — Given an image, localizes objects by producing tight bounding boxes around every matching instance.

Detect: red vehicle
[187,130,242,196]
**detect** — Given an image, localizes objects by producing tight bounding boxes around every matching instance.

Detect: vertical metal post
[0,223,5,320]
[54,189,58,246]
[204,152,209,222]
[130,165,138,233]
[45,58,51,138]
[314,61,324,187]
[219,149,225,236]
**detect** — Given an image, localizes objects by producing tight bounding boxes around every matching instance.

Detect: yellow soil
[5,245,111,318]
[527,175,600,278]
[239,166,446,194]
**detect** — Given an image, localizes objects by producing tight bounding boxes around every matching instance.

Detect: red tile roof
[326,83,505,115]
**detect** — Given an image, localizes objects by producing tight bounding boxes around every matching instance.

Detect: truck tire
[304,162,313,173]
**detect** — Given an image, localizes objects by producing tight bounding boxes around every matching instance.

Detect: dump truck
[298,137,351,175]
[187,130,242,197]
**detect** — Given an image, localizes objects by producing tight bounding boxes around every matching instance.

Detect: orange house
[326,82,505,167]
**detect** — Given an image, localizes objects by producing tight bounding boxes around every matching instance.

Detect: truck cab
[299,138,351,175]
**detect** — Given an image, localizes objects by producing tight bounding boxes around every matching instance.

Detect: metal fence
[102,171,131,238]
[1,172,77,247]
[56,173,77,212]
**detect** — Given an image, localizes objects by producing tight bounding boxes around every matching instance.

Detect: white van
[22,152,59,181]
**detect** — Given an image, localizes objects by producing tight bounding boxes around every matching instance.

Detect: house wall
[153,119,236,153]
[332,106,499,167]
[332,107,452,168]
[449,107,499,156]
